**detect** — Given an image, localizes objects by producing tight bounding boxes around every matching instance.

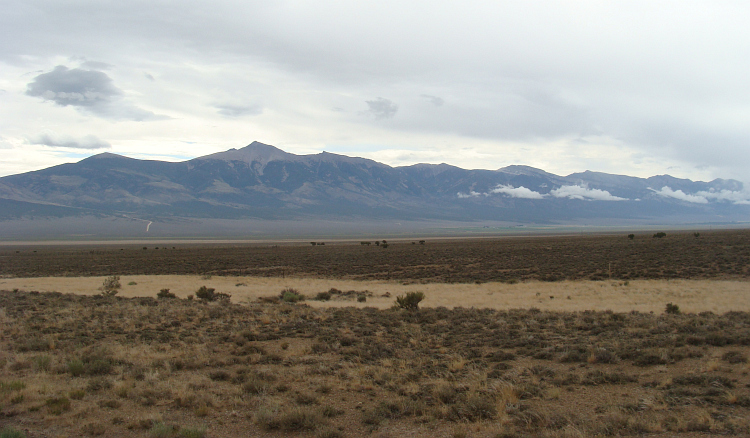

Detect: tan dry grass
[1,275,748,313]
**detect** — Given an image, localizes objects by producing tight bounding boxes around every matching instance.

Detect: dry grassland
[2,231,750,438]
[1,276,749,314]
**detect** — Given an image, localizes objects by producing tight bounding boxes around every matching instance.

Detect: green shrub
[0,427,26,438]
[280,288,305,303]
[665,303,681,314]
[1,381,26,393]
[653,232,667,238]
[395,291,425,311]
[149,422,177,437]
[178,426,207,438]
[33,354,51,371]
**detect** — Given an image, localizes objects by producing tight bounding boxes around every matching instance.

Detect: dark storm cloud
[365,97,398,120]
[25,65,164,121]
[215,103,263,117]
[28,133,111,149]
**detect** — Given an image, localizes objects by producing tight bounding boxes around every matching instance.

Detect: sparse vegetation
[280,287,305,303]
[665,302,681,314]
[157,288,177,299]
[100,275,121,296]
[2,231,750,437]
[0,427,26,438]
[394,291,424,310]
[195,285,229,302]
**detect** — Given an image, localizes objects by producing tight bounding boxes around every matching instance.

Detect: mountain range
[0,141,748,238]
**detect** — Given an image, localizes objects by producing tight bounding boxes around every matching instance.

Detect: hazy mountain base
[1,214,749,242]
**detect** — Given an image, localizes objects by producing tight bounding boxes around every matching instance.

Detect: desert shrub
[316,427,344,438]
[195,286,230,302]
[628,234,635,240]
[315,291,332,301]
[446,394,497,422]
[32,354,52,371]
[15,336,51,352]
[209,370,230,381]
[242,376,270,395]
[0,381,26,393]
[46,396,71,415]
[86,376,113,392]
[0,427,26,438]
[722,351,748,364]
[280,288,305,303]
[178,427,207,438]
[100,275,121,296]
[653,232,667,238]
[665,303,681,315]
[149,422,177,437]
[395,291,425,311]
[256,406,324,431]
[67,349,116,377]
[157,288,177,299]
[357,295,367,303]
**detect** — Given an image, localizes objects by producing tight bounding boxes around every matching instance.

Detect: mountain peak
[194,141,298,165]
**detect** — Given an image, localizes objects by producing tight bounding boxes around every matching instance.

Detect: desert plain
[1,230,750,438]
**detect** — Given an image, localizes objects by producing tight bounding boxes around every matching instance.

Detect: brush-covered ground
[2,290,750,438]
[1,229,750,437]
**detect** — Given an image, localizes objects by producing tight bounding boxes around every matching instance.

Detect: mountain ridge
[1,141,748,227]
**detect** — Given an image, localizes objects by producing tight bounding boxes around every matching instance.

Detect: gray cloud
[26,65,121,107]
[25,65,164,121]
[28,133,111,150]
[2,2,750,181]
[421,94,444,107]
[215,103,263,117]
[365,97,398,120]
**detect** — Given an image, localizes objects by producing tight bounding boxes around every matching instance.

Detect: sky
[1,1,749,183]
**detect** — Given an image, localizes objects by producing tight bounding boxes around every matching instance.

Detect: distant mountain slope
[1,141,748,224]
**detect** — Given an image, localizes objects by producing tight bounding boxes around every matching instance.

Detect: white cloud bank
[458,184,627,201]
[697,189,750,205]
[550,186,627,201]
[490,185,545,199]
[651,186,708,204]
[652,186,750,205]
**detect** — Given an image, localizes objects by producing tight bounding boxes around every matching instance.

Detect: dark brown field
[1,230,749,281]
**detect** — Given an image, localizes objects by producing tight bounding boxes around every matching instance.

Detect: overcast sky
[1,1,749,183]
